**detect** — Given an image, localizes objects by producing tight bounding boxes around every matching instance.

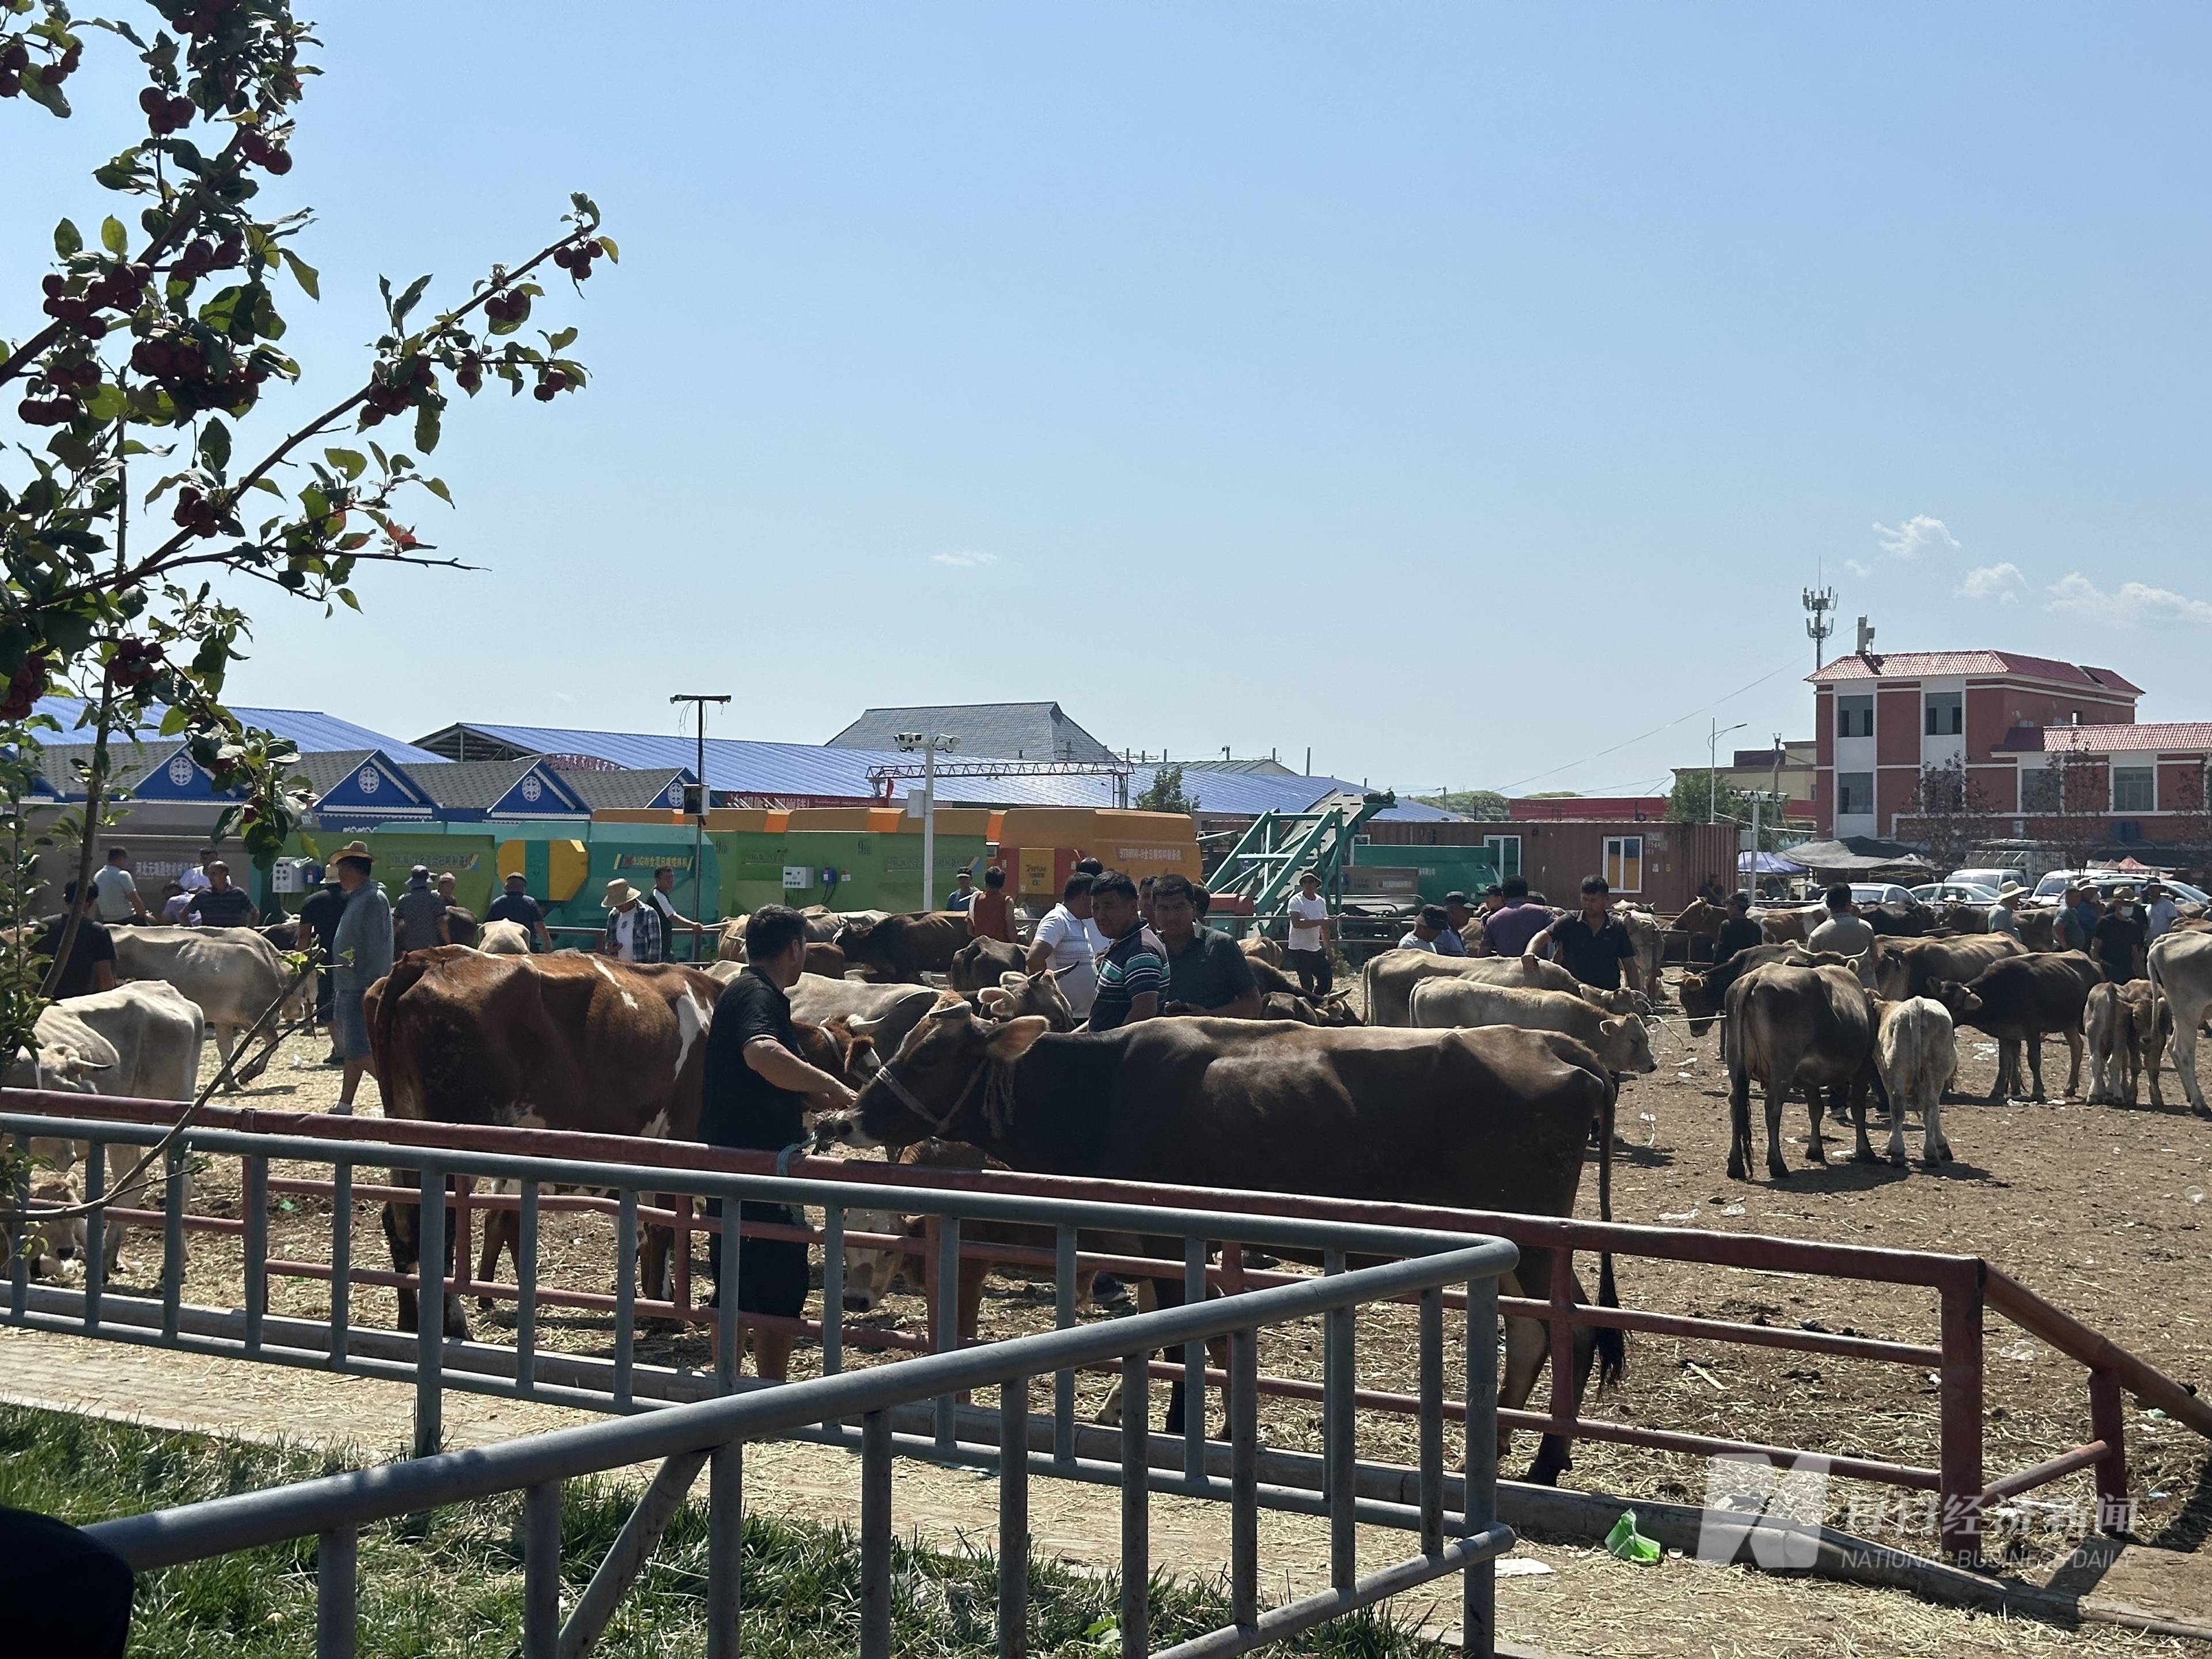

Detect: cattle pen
[9,1084,2212,1627]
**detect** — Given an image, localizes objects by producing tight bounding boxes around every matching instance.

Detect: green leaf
[414,403,441,453]
[596,236,619,263]
[84,384,127,422]
[301,486,329,522]
[337,588,361,612]
[422,476,453,505]
[324,447,367,481]
[249,476,282,495]
[199,284,244,332]
[101,215,129,255]
[199,418,231,474]
[392,273,433,327]
[54,217,83,256]
[22,66,70,116]
[281,249,320,300]
[546,326,577,352]
[158,704,191,736]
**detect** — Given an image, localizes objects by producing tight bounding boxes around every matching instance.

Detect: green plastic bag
[1605,1509,1662,1565]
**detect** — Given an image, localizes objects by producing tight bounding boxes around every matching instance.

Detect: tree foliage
[2,0,611,1062]
[1135,762,1199,815]
[1411,789,1508,821]
[1904,755,1999,876]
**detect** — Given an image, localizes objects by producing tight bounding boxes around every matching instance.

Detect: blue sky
[11,5,2210,794]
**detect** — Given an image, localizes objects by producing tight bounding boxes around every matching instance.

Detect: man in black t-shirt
[1153,873,1262,1017]
[696,904,857,1380]
[33,882,117,999]
[1523,874,1637,992]
[297,874,347,1042]
[2092,891,2148,984]
[1715,892,1766,966]
[486,872,552,949]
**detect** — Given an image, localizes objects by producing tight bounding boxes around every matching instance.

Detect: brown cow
[949,935,1027,993]
[1724,961,1878,1180]
[1359,947,1586,1027]
[817,1009,1620,1487]
[367,948,721,1338]
[837,912,971,982]
[1240,934,1286,968]
[1872,933,2024,1002]
[1679,944,1827,1036]
[1927,950,2100,1101]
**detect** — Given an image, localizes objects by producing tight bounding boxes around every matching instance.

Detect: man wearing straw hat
[599,877,664,964]
[328,842,392,1115]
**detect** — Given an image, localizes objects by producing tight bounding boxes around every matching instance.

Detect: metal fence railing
[9,1086,2212,1574]
[79,1240,1518,1659]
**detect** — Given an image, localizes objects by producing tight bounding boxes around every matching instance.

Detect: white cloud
[1871,515,1961,564]
[931,550,997,569]
[1955,562,2028,604]
[1844,559,1873,578]
[2043,573,2212,628]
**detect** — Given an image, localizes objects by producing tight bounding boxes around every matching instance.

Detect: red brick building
[1809,650,2142,837]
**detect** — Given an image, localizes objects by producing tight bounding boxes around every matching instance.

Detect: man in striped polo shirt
[1084,869,1167,1032]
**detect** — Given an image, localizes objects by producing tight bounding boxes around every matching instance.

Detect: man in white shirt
[1026,872,1105,1017]
[2145,883,2183,943]
[1284,869,1333,998]
[177,848,218,893]
[1987,887,2025,939]
[1398,904,1449,953]
[92,847,148,923]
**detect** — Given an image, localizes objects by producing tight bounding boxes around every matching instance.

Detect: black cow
[817,1007,1619,1487]
[1927,950,2100,1101]
[836,912,971,982]
[949,935,1026,993]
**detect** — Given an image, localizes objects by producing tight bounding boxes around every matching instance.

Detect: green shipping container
[283,825,502,915]
[710,830,796,916]
[1347,843,1501,907]
[774,831,989,915]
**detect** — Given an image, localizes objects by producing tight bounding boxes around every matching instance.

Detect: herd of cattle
[11,895,2212,1483]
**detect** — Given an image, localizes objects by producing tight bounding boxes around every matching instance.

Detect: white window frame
[2111,764,2155,815]
[1482,834,1521,881]
[1603,834,1643,893]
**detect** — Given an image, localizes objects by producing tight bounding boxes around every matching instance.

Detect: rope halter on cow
[872,1056,1019,1139]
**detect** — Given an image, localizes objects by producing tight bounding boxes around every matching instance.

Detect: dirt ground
[34,973,2212,1656]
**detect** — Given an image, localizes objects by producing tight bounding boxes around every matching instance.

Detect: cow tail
[370,953,429,1121]
[1595,1065,1625,1390]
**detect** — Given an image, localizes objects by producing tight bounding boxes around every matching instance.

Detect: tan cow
[1240,934,1286,968]
[1360,948,1585,1027]
[1725,961,1878,1180]
[1407,979,1655,1075]
[1872,995,1958,1168]
[2087,979,2171,1108]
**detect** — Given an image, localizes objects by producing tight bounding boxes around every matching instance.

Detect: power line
[1491,660,1800,795]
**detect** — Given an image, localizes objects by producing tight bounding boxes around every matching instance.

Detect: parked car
[1910,881,2001,907]
[2029,869,2211,906]
[1848,882,1919,908]
[1946,867,2031,895]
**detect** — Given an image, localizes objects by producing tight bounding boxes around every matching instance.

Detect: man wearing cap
[184,859,257,929]
[1716,891,1765,965]
[1283,869,1333,999]
[600,878,664,964]
[945,868,976,911]
[1398,904,1452,953]
[328,843,392,1113]
[393,865,450,954]
[1986,885,2025,940]
[486,871,551,949]
[2093,888,2147,984]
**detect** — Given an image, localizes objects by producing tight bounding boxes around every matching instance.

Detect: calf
[1408,979,1655,1075]
[2086,979,2171,1108]
[1927,950,2100,1101]
[0,1175,86,1283]
[1724,962,1878,1180]
[1872,996,1957,1167]
[949,936,1027,993]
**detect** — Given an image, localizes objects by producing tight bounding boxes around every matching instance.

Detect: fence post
[2090,1368,2128,1533]
[316,1525,357,1659]
[1938,1263,1985,1567]
[999,1375,1030,1659]
[522,1481,561,1659]
[707,1441,742,1659]
[81,1138,104,1332]
[328,1161,351,1368]
[244,1155,268,1357]
[1465,1275,1498,1659]
[416,1165,445,1460]
[861,1411,893,1659]
[1120,1353,1150,1659]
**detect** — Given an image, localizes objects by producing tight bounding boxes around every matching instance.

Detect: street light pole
[1708,719,1747,825]
[670,693,729,959]
[897,732,959,911]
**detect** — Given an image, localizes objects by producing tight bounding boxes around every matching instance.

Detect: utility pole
[1708,719,1747,824]
[669,693,729,960]
[896,731,958,910]
[1804,571,1838,671]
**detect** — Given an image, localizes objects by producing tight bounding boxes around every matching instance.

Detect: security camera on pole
[896,732,959,912]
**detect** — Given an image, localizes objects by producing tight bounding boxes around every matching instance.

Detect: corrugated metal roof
[827,702,1115,762]
[35,695,450,766]
[419,721,1459,819]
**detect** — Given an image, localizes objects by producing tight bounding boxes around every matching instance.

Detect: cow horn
[847,1016,881,1036]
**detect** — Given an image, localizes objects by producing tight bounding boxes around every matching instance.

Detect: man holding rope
[328,842,392,1115]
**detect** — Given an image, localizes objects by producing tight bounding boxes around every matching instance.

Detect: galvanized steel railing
[74,1233,1517,1659]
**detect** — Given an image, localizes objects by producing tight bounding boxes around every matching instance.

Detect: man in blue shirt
[945,869,976,911]
[1086,871,1167,1032]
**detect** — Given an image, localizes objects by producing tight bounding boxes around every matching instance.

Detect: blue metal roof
[427,721,1462,819]
[35,696,450,767]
